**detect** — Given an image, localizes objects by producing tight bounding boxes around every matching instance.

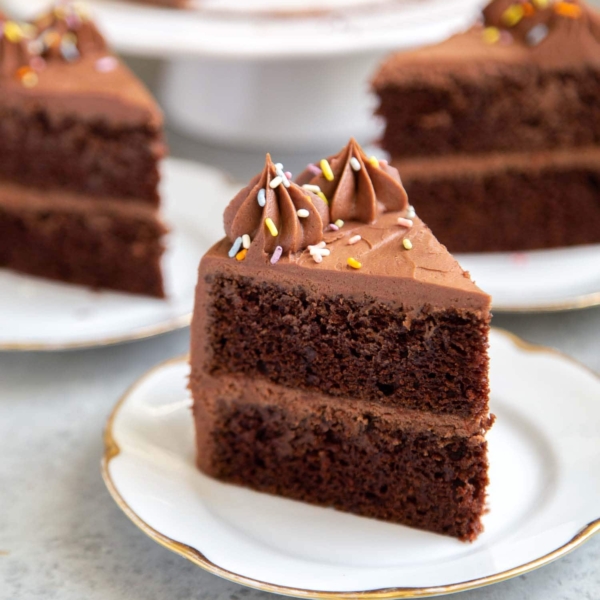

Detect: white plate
[102,329,600,598]
[0,158,235,351]
[3,0,485,59]
[457,246,600,313]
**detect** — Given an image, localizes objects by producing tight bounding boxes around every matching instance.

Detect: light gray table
[2,62,600,599]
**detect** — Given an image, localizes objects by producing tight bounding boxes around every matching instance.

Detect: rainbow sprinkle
[368,156,380,168]
[348,234,361,245]
[307,163,322,176]
[397,217,413,228]
[285,171,293,180]
[328,223,339,231]
[526,23,548,46]
[554,2,582,18]
[95,56,118,73]
[17,66,38,88]
[334,219,344,228]
[303,184,321,193]
[316,191,329,205]
[532,0,549,8]
[347,257,362,269]
[501,4,524,27]
[308,242,326,251]
[275,167,290,188]
[235,249,247,261]
[265,217,278,237]
[242,234,251,249]
[270,245,283,264]
[403,239,413,250]
[407,205,416,219]
[313,253,323,264]
[257,188,266,207]
[4,22,24,43]
[270,176,283,189]
[297,209,310,218]
[320,159,334,181]
[228,236,243,258]
[349,157,361,172]
[482,26,500,45]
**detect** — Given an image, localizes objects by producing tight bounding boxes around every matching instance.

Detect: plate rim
[101,328,600,599]
[490,291,600,314]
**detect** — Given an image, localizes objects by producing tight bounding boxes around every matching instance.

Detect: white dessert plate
[3,0,485,59]
[0,158,235,351]
[102,328,600,599]
[456,245,600,313]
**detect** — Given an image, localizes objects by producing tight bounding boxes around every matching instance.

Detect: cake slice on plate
[0,3,167,296]
[190,139,493,541]
[373,0,600,253]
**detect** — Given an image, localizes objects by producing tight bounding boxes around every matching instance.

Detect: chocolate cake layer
[0,183,166,296]
[0,104,162,205]
[193,212,490,418]
[396,147,600,253]
[193,371,492,541]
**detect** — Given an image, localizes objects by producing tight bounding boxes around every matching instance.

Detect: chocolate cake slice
[373,0,600,253]
[0,3,167,296]
[190,139,493,541]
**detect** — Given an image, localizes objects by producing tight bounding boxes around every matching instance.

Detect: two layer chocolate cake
[373,0,600,253]
[0,3,167,296]
[190,139,493,541]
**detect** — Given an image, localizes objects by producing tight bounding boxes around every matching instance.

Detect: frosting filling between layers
[193,371,495,438]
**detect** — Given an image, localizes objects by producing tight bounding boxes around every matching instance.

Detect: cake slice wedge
[190,140,493,541]
[0,3,167,296]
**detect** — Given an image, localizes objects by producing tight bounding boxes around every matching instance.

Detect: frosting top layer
[373,0,600,87]
[0,3,162,129]
[215,138,489,312]
[296,137,408,223]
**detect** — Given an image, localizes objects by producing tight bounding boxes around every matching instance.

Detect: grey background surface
[2,10,600,599]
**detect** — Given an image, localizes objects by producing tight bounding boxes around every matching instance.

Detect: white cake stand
[3,0,485,149]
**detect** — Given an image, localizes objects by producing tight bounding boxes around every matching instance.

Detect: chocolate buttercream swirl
[483,0,600,51]
[33,2,107,61]
[296,138,408,224]
[224,154,329,256]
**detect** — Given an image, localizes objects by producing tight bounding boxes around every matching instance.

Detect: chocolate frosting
[0,3,162,130]
[373,0,600,87]
[483,0,600,63]
[224,154,329,255]
[297,138,408,223]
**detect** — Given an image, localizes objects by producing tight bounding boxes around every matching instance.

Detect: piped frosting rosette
[296,138,408,224]
[481,0,600,50]
[0,18,32,77]
[33,2,107,61]
[224,154,329,260]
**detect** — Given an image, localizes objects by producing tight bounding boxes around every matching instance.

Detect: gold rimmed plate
[0,158,236,352]
[102,328,600,598]
[457,245,600,313]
